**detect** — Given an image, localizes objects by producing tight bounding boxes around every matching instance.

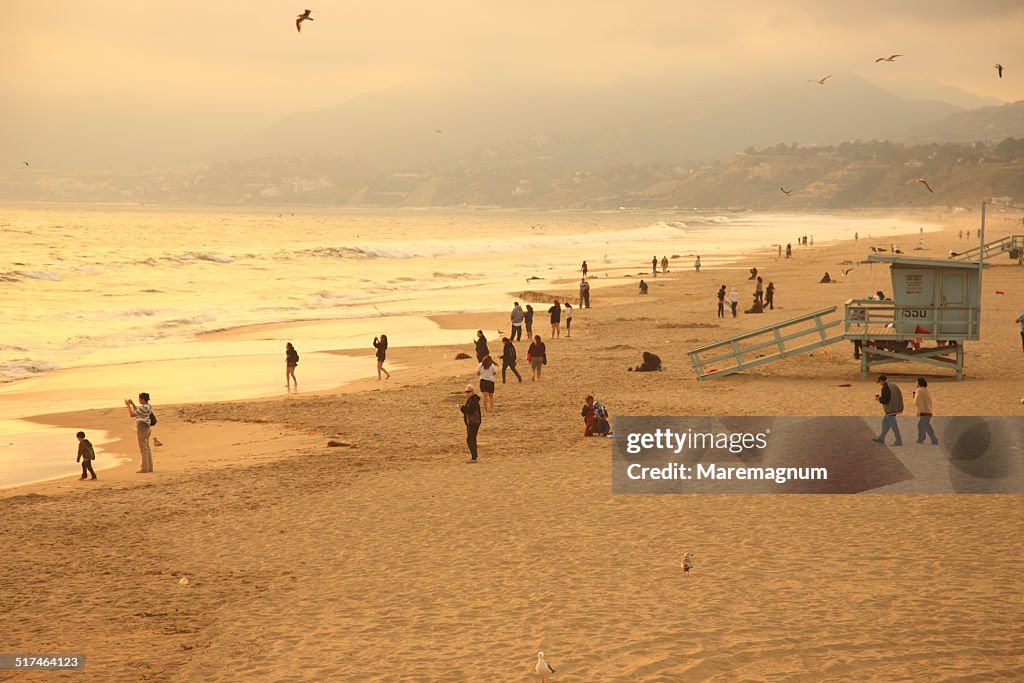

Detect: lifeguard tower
[843,256,986,379]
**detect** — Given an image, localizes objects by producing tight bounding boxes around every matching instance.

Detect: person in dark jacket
[373,335,391,380]
[76,431,97,480]
[501,337,522,383]
[872,375,904,446]
[459,384,482,461]
[528,335,547,381]
[765,282,775,310]
[285,342,299,389]
[548,300,561,338]
[716,285,726,318]
[474,330,489,362]
[524,305,535,339]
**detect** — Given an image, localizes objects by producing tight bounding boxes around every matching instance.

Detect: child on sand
[76,431,97,480]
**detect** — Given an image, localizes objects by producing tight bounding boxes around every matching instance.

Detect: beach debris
[995,63,1004,78]
[916,178,935,193]
[526,276,541,281]
[22,161,29,166]
[808,74,831,85]
[837,383,852,387]
[178,577,189,586]
[454,352,471,360]
[874,54,902,62]
[295,9,313,32]
[326,440,355,448]
[534,652,555,682]
[681,552,694,574]
[780,187,793,196]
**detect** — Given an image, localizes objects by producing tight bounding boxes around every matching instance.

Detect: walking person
[548,300,561,338]
[524,305,535,339]
[728,286,739,318]
[373,335,391,380]
[510,302,525,342]
[477,354,497,412]
[500,337,522,383]
[785,243,792,258]
[694,255,701,272]
[661,256,669,273]
[474,330,489,362]
[564,302,574,338]
[765,281,775,310]
[754,276,764,305]
[652,256,658,276]
[1016,312,1024,352]
[76,431,97,480]
[581,260,588,278]
[528,335,547,381]
[913,377,938,445]
[285,342,299,390]
[125,392,155,473]
[716,285,726,318]
[581,279,591,308]
[459,385,482,462]
[872,375,904,446]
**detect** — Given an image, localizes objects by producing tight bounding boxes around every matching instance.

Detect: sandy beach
[2,211,1022,681]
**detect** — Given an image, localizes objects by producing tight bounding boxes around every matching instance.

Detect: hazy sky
[3,0,1022,168]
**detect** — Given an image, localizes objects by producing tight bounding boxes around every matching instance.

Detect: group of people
[873,375,939,446]
[715,277,774,318]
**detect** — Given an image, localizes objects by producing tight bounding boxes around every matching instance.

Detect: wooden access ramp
[688,306,846,380]
[951,234,1023,262]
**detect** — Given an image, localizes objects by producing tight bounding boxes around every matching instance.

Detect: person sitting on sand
[459,384,482,462]
[629,351,662,372]
[592,399,611,436]
[527,335,547,381]
[285,342,299,389]
[548,300,561,338]
[581,395,597,436]
[639,279,648,295]
[76,431,97,480]
[373,335,391,380]
[475,330,489,362]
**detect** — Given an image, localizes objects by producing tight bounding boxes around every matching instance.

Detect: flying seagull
[874,54,902,62]
[994,63,1004,78]
[296,9,313,32]
[780,187,793,196]
[534,652,555,682]
[808,75,831,85]
[917,178,934,193]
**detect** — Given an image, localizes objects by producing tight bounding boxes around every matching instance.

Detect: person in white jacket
[728,286,739,318]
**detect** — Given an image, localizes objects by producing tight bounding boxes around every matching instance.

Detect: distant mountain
[895,101,1024,144]
[221,74,962,167]
[867,76,1005,110]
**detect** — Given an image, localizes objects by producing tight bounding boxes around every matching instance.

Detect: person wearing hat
[459,384,482,462]
[872,375,903,446]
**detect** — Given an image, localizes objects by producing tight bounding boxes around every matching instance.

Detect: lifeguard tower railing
[950,234,1023,262]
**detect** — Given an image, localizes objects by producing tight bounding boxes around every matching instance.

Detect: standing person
[524,305,535,339]
[285,342,299,390]
[500,337,522,383]
[661,256,669,273]
[810,235,814,246]
[777,244,782,258]
[474,330,489,362]
[459,385,482,462]
[564,302,574,338]
[873,375,904,447]
[580,279,591,309]
[652,256,658,276]
[728,286,739,318]
[548,300,561,338]
[1016,312,1024,352]
[373,335,391,380]
[581,260,588,278]
[913,378,939,445]
[855,232,859,241]
[528,335,547,381]
[125,392,155,473]
[785,243,792,258]
[477,355,497,412]
[694,255,701,272]
[754,276,764,305]
[510,302,525,342]
[76,431,97,480]
[765,281,775,310]
[716,285,726,318]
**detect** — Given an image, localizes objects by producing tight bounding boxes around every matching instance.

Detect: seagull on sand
[808,75,831,85]
[296,9,313,32]
[994,63,1004,78]
[22,161,29,166]
[875,54,902,62]
[534,652,555,682]
[780,187,793,196]
[681,552,694,574]
[916,178,935,193]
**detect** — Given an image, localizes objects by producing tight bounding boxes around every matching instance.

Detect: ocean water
[0,205,931,487]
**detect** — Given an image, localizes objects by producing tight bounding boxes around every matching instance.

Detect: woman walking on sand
[373,335,391,380]
[459,384,482,462]
[913,377,939,445]
[285,342,299,389]
[474,330,490,362]
[548,300,561,338]
[477,354,497,412]
[528,335,547,381]
[525,305,535,339]
[765,281,775,310]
